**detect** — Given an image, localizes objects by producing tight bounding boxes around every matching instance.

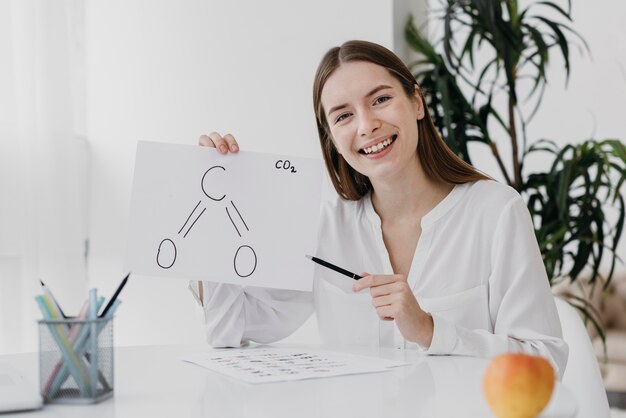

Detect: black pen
[305,255,362,280]
[99,273,130,318]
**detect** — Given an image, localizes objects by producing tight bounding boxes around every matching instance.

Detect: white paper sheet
[126,141,323,291]
[181,347,409,384]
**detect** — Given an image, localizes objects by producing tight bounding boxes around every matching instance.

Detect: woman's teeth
[361,135,396,155]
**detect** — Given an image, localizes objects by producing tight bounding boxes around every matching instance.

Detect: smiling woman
[320,61,423,184]
[312,43,488,202]
[193,40,568,379]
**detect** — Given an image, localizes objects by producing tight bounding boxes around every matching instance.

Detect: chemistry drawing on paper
[126,141,322,291]
[155,166,257,279]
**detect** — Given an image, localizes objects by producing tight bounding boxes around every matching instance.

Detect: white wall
[0,0,89,354]
[84,0,426,347]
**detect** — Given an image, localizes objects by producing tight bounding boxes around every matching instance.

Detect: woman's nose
[357,109,381,137]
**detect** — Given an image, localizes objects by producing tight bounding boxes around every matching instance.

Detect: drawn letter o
[157,238,177,269]
[233,245,257,278]
[201,166,226,201]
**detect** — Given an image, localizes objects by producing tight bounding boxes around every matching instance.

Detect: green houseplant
[405,0,626,341]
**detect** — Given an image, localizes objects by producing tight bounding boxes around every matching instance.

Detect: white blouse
[191,180,568,377]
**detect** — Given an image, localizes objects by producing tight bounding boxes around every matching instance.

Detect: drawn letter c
[201,166,226,201]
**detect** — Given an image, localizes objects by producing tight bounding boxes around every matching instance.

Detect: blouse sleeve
[421,194,569,378]
[189,281,314,347]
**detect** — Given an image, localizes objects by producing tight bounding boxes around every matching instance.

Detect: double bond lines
[225,200,249,237]
[179,200,206,238]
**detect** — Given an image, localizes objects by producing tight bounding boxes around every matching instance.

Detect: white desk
[3,344,577,417]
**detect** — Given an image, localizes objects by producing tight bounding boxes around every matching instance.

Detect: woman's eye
[334,113,351,124]
[374,96,391,105]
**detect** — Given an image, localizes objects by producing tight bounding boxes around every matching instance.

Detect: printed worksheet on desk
[181,347,409,384]
[126,141,323,291]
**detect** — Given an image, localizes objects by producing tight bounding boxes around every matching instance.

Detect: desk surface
[3,344,576,418]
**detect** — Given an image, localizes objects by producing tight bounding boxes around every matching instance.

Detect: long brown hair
[313,40,489,200]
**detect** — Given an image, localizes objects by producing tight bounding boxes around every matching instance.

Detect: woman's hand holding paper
[353,273,434,348]
[198,132,240,154]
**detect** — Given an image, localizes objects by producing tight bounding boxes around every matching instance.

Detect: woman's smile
[358,134,397,158]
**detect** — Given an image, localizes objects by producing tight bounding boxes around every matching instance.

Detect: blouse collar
[363,182,470,229]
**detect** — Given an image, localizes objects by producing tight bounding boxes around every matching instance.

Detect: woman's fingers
[371,293,396,308]
[210,132,229,153]
[375,305,396,321]
[223,134,239,153]
[352,273,402,292]
[354,273,432,344]
[198,132,240,154]
[369,281,405,298]
[198,133,216,147]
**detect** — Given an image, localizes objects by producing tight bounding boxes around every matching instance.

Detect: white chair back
[555,297,610,417]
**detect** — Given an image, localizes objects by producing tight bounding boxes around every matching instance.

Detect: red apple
[483,353,555,418]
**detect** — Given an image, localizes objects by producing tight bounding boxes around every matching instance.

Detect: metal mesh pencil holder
[38,317,114,404]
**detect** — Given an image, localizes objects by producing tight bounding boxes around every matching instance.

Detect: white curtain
[0,0,88,354]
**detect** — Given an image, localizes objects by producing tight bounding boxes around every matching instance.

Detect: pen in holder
[37,316,114,404]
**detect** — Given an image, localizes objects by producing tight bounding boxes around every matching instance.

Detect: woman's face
[321,61,425,183]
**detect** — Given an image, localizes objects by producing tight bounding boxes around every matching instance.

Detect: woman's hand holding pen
[353,273,434,348]
[198,132,240,154]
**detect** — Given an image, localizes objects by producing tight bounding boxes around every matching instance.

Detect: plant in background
[405,0,626,340]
